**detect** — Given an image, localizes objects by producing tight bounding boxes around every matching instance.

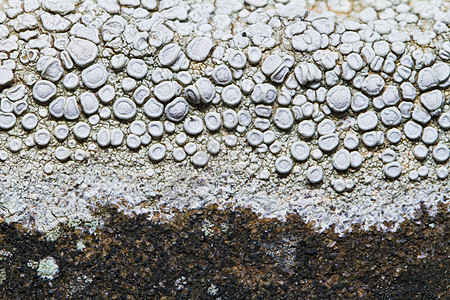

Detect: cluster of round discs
[0,0,449,193]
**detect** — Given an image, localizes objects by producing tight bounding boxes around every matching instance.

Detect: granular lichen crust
[0,0,448,234]
[37,256,59,280]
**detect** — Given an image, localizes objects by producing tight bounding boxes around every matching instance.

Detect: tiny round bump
[274,108,294,130]
[384,162,402,179]
[421,127,438,145]
[81,64,108,89]
[129,121,146,136]
[54,124,69,141]
[133,86,151,105]
[318,133,339,152]
[438,113,450,130]
[0,150,8,161]
[317,119,336,136]
[332,178,346,193]
[8,138,22,153]
[73,122,91,140]
[436,166,449,179]
[55,146,70,161]
[34,129,52,146]
[98,85,116,104]
[326,85,351,113]
[212,65,232,86]
[332,149,351,171]
[97,128,111,147]
[184,116,204,136]
[350,151,363,169]
[361,131,378,148]
[172,148,187,162]
[357,111,378,131]
[148,121,164,139]
[148,143,166,161]
[418,166,429,177]
[408,170,419,181]
[221,84,242,106]
[290,141,310,162]
[306,166,324,184]
[343,133,359,150]
[191,151,209,167]
[79,92,99,115]
[225,135,238,147]
[311,149,323,160]
[186,37,213,62]
[204,112,221,132]
[386,128,402,144]
[126,134,141,150]
[207,139,221,155]
[432,143,449,163]
[113,98,137,121]
[184,142,197,156]
[165,97,189,122]
[381,149,397,163]
[62,73,79,90]
[222,109,238,130]
[275,156,293,175]
[362,74,385,96]
[33,80,57,103]
[247,47,262,65]
[154,81,176,103]
[21,113,38,131]
[247,129,264,147]
[110,129,124,147]
[127,58,148,80]
[297,120,315,139]
[404,121,422,140]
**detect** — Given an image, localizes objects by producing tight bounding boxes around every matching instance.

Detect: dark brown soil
[0,204,448,299]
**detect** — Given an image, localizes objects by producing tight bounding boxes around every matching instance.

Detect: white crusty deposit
[0,0,449,235]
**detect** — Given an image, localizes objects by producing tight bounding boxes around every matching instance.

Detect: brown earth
[0,203,448,299]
